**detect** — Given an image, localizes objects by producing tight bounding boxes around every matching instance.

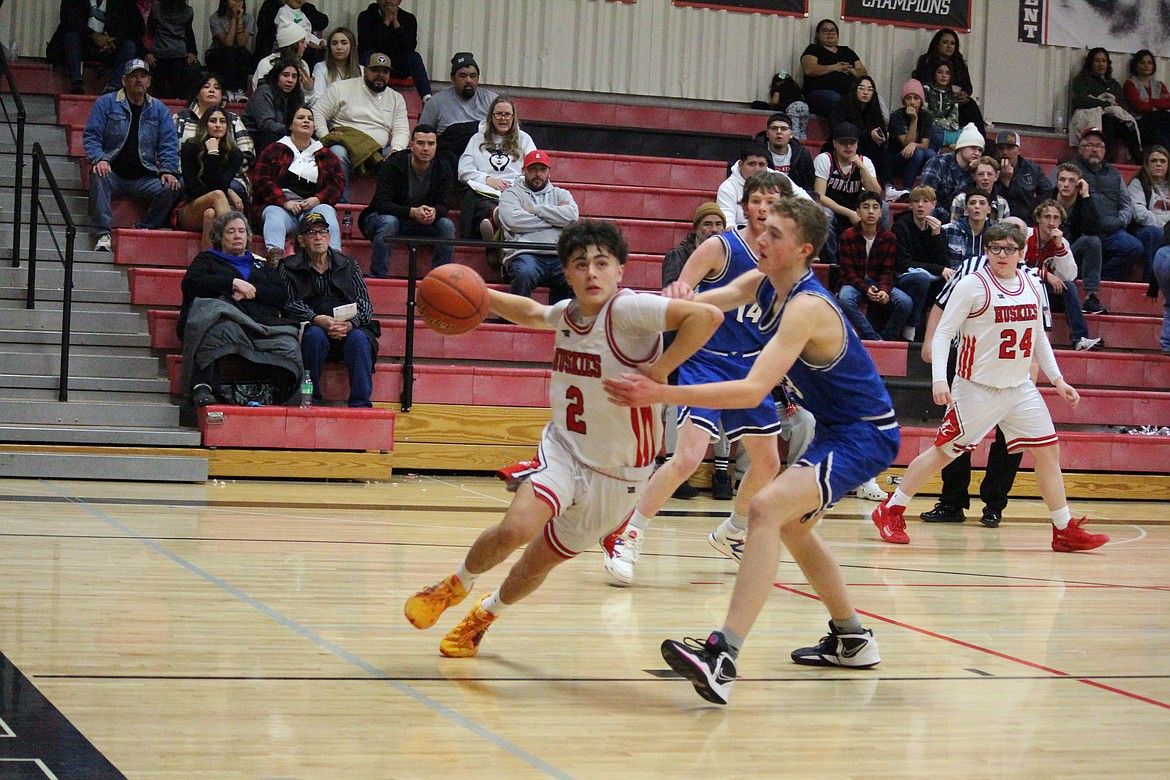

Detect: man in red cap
[497,150,580,301]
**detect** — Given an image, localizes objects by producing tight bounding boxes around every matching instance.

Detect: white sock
[628,509,652,532]
[886,488,912,508]
[1051,506,1072,530]
[480,590,506,616]
[455,561,479,590]
[727,510,749,532]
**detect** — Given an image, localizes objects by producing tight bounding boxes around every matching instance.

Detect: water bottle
[7,40,18,61]
[299,371,313,408]
[1053,105,1066,135]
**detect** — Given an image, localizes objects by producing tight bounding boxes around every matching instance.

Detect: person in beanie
[921,122,984,221]
[888,79,936,192]
[418,51,499,170]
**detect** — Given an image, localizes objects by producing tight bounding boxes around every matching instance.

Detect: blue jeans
[507,253,573,302]
[1153,246,1170,352]
[838,282,912,341]
[391,50,431,99]
[89,171,180,236]
[895,269,935,338]
[1130,224,1163,284]
[329,143,394,203]
[1071,235,1104,293]
[108,39,138,90]
[261,203,340,253]
[1099,228,1143,282]
[805,89,842,119]
[301,324,374,408]
[891,146,936,190]
[360,212,455,278]
[1050,276,1089,343]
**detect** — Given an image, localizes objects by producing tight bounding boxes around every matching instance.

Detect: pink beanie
[901,79,925,102]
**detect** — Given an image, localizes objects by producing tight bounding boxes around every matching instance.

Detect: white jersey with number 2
[931,265,1063,389]
[544,289,669,472]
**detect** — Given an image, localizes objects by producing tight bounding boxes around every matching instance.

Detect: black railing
[387,236,556,412]
[0,44,26,268]
[27,143,79,401]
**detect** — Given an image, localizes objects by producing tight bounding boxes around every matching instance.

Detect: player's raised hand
[603,373,663,407]
[931,380,952,407]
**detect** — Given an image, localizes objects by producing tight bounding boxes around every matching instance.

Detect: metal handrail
[386,236,557,412]
[0,43,27,268]
[27,142,78,401]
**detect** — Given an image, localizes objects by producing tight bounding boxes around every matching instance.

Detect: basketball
[417,265,490,335]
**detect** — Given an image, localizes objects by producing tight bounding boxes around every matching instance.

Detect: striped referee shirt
[935,255,1050,330]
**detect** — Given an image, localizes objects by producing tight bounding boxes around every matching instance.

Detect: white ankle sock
[1050,506,1072,530]
[887,488,911,508]
[480,590,506,615]
[628,509,652,532]
[727,511,749,532]
[455,561,479,589]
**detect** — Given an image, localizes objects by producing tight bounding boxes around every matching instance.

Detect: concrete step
[0,349,161,379]
[0,262,131,293]
[0,450,207,482]
[0,371,171,400]
[0,302,147,332]
[0,93,60,123]
[0,398,179,427]
[0,123,68,148]
[0,423,199,447]
[0,328,152,348]
[0,154,83,189]
[0,186,88,221]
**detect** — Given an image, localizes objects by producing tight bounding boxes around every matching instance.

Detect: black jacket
[177,249,289,338]
[280,249,381,361]
[356,3,419,63]
[892,210,950,276]
[359,149,453,230]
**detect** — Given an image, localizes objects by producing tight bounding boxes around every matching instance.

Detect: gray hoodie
[497,179,579,266]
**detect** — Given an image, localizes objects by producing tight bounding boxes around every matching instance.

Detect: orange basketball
[417,265,490,335]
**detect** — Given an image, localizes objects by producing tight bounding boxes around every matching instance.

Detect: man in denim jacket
[82,59,182,251]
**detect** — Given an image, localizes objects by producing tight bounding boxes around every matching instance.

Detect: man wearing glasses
[1071,127,1148,290]
[872,223,1109,553]
[282,212,381,407]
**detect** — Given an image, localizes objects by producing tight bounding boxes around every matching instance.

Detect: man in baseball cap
[418,51,500,170]
[497,150,579,301]
[993,130,1050,224]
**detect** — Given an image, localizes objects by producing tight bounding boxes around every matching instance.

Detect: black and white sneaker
[661,632,737,705]
[791,621,881,668]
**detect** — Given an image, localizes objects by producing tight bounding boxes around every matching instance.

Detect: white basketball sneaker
[708,519,746,562]
[602,525,643,586]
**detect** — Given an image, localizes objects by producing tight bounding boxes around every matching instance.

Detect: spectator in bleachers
[911,28,986,136]
[830,76,895,197]
[893,185,951,340]
[799,18,866,119]
[836,190,911,341]
[993,130,1050,226]
[1049,161,1108,314]
[943,189,991,267]
[175,72,255,206]
[1070,49,1142,164]
[1129,145,1170,279]
[949,156,1009,224]
[251,106,343,263]
[887,79,935,193]
[242,59,304,151]
[717,145,770,229]
[497,150,579,303]
[251,0,281,66]
[313,52,409,202]
[758,112,815,194]
[175,107,246,248]
[812,121,881,261]
[458,96,536,240]
[205,0,255,102]
[1153,232,1170,355]
[661,201,726,500]
[359,124,455,278]
[83,58,181,252]
[1125,50,1170,152]
[922,62,961,150]
[281,212,380,407]
[274,0,327,70]
[309,27,361,103]
[921,122,983,221]
[251,22,311,93]
[355,0,431,102]
[178,210,298,408]
[47,0,120,94]
[419,52,499,171]
[1025,199,1101,351]
[146,0,199,100]
[104,0,156,93]
[1073,126,1151,283]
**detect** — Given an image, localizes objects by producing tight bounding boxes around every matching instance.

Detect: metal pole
[59,227,74,401]
[11,96,23,268]
[25,149,39,309]
[401,243,418,412]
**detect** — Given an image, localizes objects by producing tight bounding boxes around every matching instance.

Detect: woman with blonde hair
[457,95,536,239]
[310,27,362,102]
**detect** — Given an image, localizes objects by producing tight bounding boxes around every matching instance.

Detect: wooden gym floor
[0,475,1167,779]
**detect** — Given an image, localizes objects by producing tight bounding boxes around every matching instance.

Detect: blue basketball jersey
[756,269,898,431]
[697,229,771,355]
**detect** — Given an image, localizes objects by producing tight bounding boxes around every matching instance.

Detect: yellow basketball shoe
[404,574,469,629]
[439,597,498,658]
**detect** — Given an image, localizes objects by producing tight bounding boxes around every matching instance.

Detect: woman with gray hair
[177,210,301,407]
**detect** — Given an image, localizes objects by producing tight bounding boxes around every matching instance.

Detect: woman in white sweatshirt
[457,96,536,239]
